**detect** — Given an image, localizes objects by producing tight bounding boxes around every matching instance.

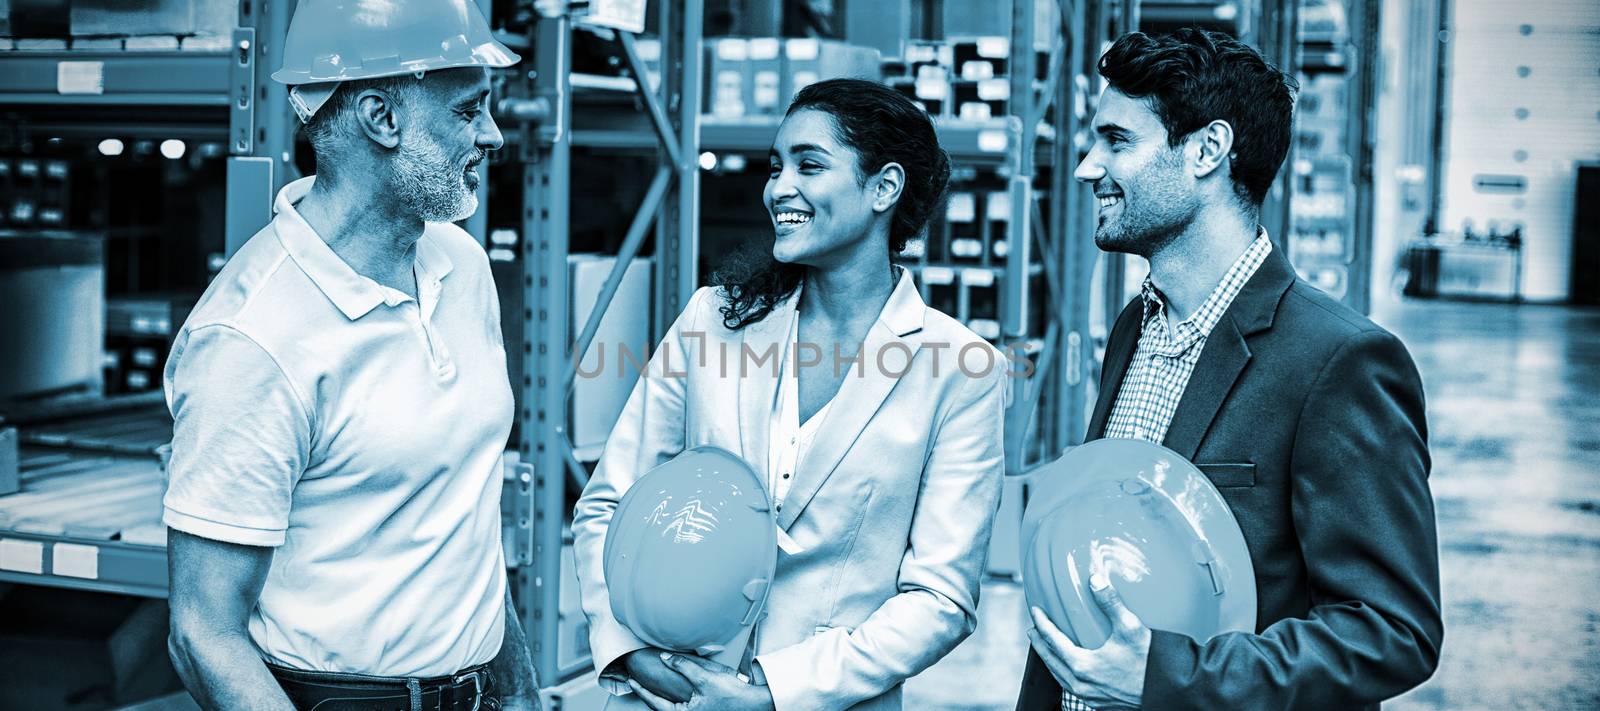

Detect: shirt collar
[272,176,455,320]
[881,265,927,337]
[1139,229,1274,340]
[781,264,926,337]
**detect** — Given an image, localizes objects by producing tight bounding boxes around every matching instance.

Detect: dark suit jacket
[1017,248,1442,710]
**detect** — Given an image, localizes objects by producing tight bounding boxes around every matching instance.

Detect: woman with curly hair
[574,78,1010,711]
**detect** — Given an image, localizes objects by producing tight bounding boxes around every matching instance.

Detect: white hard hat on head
[272,0,520,122]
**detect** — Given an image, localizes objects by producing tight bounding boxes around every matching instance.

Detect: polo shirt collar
[272,176,454,321]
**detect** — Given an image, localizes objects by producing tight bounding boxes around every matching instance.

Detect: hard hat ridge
[273,0,520,121]
[604,447,779,659]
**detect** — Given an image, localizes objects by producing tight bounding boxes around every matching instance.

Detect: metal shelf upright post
[506,0,704,689]
[1048,0,1110,454]
[227,0,299,257]
[513,10,575,690]
[653,0,704,338]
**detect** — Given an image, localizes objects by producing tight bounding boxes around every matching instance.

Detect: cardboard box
[747,37,783,115]
[782,39,882,104]
[71,0,195,36]
[0,235,104,399]
[569,255,652,456]
[706,37,750,118]
[952,36,1009,79]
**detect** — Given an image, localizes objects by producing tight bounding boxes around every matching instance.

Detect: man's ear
[1189,119,1234,180]
[873,162,906,213]
[354,89,403,149]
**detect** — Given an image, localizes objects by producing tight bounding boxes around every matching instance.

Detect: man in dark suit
[1016,29,1442,710]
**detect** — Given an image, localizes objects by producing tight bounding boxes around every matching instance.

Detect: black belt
[266,660,496,711]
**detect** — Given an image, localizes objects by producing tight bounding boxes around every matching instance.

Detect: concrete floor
[904,298,1600,709]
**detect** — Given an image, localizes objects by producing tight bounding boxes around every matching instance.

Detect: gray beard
[390,136,478,223]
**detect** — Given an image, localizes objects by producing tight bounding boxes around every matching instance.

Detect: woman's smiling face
[764,109,883,268]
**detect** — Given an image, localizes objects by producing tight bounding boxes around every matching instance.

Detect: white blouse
[767,306,833,507]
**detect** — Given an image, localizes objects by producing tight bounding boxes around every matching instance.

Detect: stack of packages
[1,0,232,51]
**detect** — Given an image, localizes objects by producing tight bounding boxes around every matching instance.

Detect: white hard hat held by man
[161,1,536,709]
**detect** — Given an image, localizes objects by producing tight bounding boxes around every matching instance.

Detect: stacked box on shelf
[705,37,750,118]
[1294,74,1347,158]
[2,157,69,228]
[0,160,10,226]
[920,265,959,322]
[704,37,789,119]
[3,0,232,50]
[951,36,1010,122]
[987,190,1012,262]
[945,191,981,263]
[962,266,1001,340]
[0,234,104,400]
[888,40,955,116]
[885,38,1049,121]
[783,39,881,106]
[71,0,195,36]
[103,294,195,395]
[748,37,782,116]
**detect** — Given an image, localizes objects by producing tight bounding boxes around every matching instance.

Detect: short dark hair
[1098,28,1298,206]
[785,78,952,254]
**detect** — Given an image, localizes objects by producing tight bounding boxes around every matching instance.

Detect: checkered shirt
[1060,232,1271,711]
[1102,233,1272,444]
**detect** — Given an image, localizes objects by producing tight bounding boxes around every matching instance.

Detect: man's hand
[626,653,775,711]
[1027,573,1150,710]
[623,648,695,703]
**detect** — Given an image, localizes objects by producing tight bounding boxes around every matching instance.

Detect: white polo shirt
[162,176,514,678]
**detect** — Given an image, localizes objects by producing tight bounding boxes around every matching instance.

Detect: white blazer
[573,268,1009,710]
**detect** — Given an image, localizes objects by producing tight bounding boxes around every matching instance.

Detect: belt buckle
[451,669,483,711]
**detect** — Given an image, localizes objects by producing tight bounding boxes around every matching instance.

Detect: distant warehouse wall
[1439,0,1600,301]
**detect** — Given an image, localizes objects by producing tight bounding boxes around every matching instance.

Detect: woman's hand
[627,653,776,711]
[623,647,695,703]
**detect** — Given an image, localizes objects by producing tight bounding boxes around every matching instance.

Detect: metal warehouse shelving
[0,51,232,106]
[0,0,295,604]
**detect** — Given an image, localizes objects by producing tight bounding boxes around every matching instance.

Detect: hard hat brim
[271,40,521,85]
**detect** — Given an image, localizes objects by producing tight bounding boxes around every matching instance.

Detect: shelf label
[53,543,100,580]
[0,539,44,574]
[57,61,105,95]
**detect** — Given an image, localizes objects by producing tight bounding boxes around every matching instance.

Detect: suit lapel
[1087,299,1145,440]
[736,293,797,481]
[1161,246,1296,459]
[777,268,925,529]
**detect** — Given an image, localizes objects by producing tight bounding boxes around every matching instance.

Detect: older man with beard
[161,2,541,709]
